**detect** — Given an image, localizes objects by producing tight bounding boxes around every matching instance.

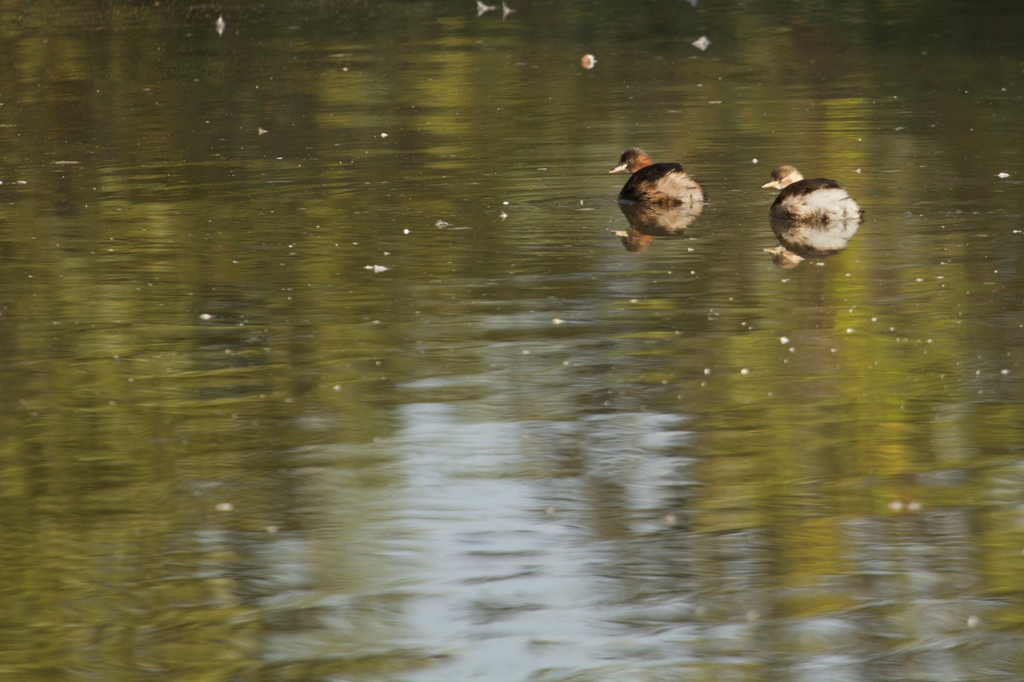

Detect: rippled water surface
[2,1,1024,680]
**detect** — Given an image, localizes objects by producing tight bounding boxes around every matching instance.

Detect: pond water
[2,1,1024,680]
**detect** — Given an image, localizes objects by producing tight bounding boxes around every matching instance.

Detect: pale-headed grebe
[762,165,862,222]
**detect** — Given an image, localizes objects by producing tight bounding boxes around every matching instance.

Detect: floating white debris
[581,54,597,70]
[703,368,711,375]
[476,0,495,16]
[846,328,855,333]
[503,201,509,205]
[740,368,749,375]
[552,318,565,324]
[365,265,389,273]
[215,502,233,512]
[381,132,388,138]
[199,313,213,320]
[967,615,980,628]
[499,211,508,219]
[780,336,789,344]
[997,172,1010,178]
[258,127,268,135]
[215,15,226,36]
[692,36,710,52]
[333,384,342,390]
[435,220,449,227]
[502,1,516,19]
[1001,369,1010,374]
[403,228,410,234]
[752,158,758,164]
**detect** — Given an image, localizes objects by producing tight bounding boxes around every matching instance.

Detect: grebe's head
[610,148,654,174]
[762,165,804,189]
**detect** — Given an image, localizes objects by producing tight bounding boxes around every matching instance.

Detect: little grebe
[762,165,862,222]
[610,148,705,206]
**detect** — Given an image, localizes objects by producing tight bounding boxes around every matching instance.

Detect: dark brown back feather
[773,178,843,203]
[619,163,703,205]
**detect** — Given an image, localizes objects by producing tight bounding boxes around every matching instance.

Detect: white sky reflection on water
[395,402,692,680]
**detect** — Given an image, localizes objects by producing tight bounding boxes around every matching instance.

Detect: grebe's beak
[762,180,781,189]
[609,163,628,173]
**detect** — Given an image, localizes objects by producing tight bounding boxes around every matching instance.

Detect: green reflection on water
[1,0,1024,680]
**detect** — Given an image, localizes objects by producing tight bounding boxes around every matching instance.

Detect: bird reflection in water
[762,215,860,268]
[613,200,704,253]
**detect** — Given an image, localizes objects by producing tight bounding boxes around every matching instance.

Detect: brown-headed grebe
[762,165,862,222]
[610,148,705,206]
